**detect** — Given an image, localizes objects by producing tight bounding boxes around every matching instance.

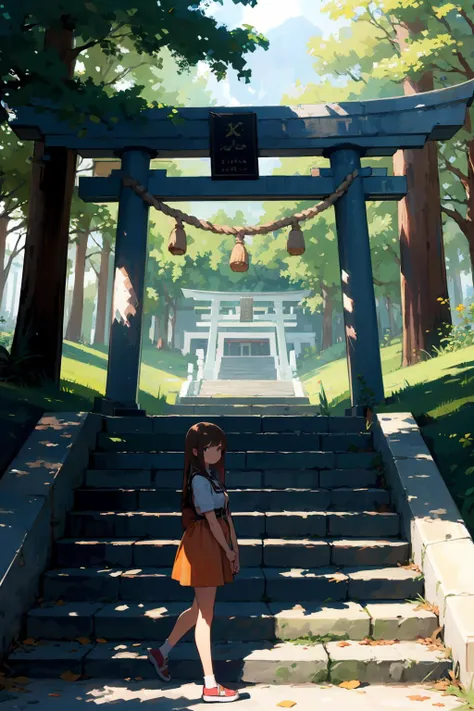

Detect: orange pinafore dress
[171,470,234,588]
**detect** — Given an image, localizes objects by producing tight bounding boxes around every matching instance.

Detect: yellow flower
[456,304,465,313]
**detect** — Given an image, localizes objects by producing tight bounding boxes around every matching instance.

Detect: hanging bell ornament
[229,234,249,273]
[168,219,187,256]
[287,222,306,256]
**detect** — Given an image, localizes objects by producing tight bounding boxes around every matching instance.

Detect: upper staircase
[218,356,277,380]
[7,413,451,685]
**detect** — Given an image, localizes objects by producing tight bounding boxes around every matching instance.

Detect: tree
[289,0,463,365]
[4,2,268,384]
[0,125,31,310]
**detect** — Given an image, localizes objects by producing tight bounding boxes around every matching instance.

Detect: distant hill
[215,15,321,106]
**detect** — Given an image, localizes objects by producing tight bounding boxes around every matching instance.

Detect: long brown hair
[181,422,227,510]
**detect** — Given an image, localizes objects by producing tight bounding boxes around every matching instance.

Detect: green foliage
[434,299,474,354]
[318,381,331,416]
[1,1,268,125]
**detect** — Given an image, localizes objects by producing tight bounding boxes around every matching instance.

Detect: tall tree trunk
[93,239,111,345]
[376,298,382,339]
[65,230,89,342]
[169,299,177,350]
[394,24,451,367]
[153,315,160,347]
[385,295,396,337]
[10,23,77,382]
[321,286,333,350]
[451,266,463,311]
[156,303,169,349]
[0,217,8,310]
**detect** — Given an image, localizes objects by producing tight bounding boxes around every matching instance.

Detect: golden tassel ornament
[168,219,187,256]
[229,234,249,273]
[287,222,306,256]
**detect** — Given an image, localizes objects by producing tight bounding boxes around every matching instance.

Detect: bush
[435,299,474,354]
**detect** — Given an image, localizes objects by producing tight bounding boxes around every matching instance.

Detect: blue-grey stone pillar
[105,148,155,410]
[327,146,384,407]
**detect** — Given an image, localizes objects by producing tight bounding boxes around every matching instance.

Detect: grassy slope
[302,342,474,533]
[60,341,188,412]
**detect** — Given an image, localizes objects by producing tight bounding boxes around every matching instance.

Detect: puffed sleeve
[191,475,214,513]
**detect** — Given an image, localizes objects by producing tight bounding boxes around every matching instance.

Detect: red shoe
[147,648,171,682]
[202,684,240,703]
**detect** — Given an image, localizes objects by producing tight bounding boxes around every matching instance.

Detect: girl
[148,422,241,703]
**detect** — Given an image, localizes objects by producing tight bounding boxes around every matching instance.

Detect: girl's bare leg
[194,586,217,677]
[167,597,198,647]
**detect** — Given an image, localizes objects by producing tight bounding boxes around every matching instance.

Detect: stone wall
[374,412,474,686]
[0,412,102,656]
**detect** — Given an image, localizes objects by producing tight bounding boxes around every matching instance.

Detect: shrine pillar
[327,146,384,407]
[203,298,220,379]
[105,147,155,410]
[274,300,291,380]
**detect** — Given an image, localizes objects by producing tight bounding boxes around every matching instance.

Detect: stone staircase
[218,356,277,380]
[7,414,452,685]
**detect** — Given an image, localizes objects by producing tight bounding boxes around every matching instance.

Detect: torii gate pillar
[328,147,384,406]
[105,147,155,413]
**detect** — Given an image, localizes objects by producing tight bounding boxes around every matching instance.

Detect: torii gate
[11,79,474,413]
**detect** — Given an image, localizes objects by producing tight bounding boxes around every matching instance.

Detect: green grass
[60,341,188,413]
[303,341,474,535]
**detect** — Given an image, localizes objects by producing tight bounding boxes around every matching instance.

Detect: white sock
[159,639,173,658]
[204,674,217,689]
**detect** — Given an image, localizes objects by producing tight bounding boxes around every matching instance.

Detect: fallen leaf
[96,638,108,644]
[433,681,450,691]
[432,704,445,707]
[407,696,430,702]
[76,638,90,646]
[48,693,61,697]
[431,627,442,643]
[339,680,360,690]
[276,702,297,708]
[55,600,65,606]
[337,641,351,647]
[13,677,30,684]
[132,643,141,647]
[135,677,143,681]
[22,638,36,646]
[60,671,81,682]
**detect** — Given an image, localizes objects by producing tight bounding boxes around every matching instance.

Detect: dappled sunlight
[112,267,138,327]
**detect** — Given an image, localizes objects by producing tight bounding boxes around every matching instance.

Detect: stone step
[7,639,450,683]
[52,538,410,568]
[84,468,380,490]
[25,600,437,643]
[67,509,400,539]
[73,487,390,512]
[179,396,309,405]
[201,380,290,395]
[104,415,367,436]
[169,404,319,415]
[42,565,423,603]
[96,431,373,453]
[42,567,267,603]
[54,537,407,569]
[90,450,378,471]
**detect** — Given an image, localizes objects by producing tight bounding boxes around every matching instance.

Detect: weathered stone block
[264,539,330,568]
[27,602,102,639]
[264,568,348,602]
[8,641,92,677]
[327,640,451,683]
[444,595,474,687]
[320,468,377,489]
[269,601,370,640]
[329,488,390,511]
[365,601,438,640]
[263,470,319,489]
[327,511,400,538]
[346,567,424,601]
[265,512,326,538]
[423,538,474,623]
[42,568,122,603]
[330,540,409,567]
